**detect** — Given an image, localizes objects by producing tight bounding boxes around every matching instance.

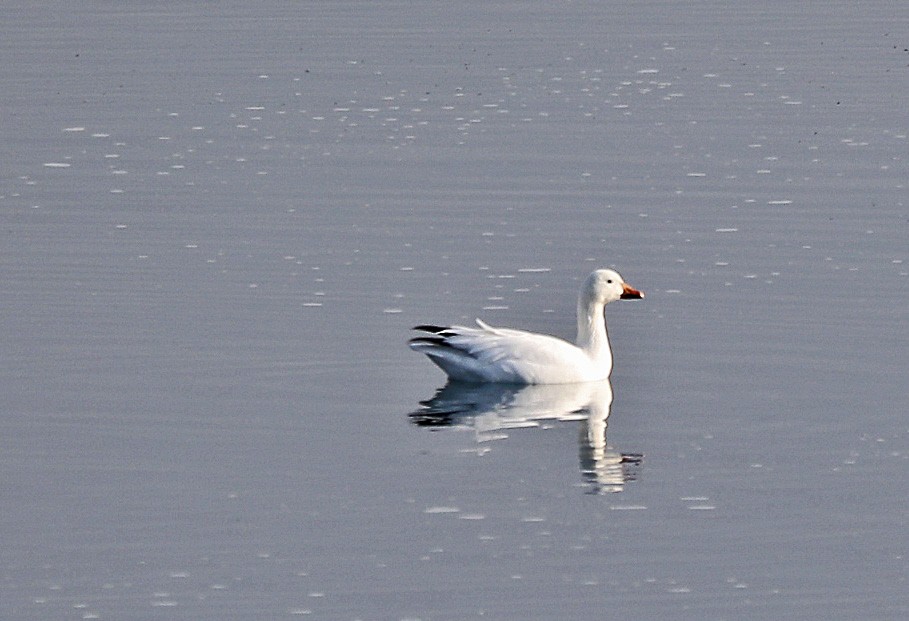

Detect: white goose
[409,269,643,384]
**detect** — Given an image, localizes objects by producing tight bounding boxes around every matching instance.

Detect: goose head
[582,269,645,306]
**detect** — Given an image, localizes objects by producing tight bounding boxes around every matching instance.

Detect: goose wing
[409,320,591,384]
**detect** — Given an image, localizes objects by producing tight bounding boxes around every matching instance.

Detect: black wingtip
[412,325,449,334]
[408,336,450,348]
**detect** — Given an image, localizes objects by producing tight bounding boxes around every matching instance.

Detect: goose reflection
[409,380,642,494]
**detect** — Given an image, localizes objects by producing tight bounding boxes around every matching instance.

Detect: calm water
[2,2,907,619]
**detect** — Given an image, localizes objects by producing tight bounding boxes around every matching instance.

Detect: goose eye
[607,279,613,284]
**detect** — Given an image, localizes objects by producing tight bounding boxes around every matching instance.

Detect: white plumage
[409,269,643,384]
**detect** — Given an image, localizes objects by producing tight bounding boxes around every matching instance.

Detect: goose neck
[576,297,609,354]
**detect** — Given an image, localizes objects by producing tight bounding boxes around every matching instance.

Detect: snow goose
[409,269,643,384]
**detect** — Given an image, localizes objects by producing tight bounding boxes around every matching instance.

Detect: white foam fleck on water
[63,126,85,132]
[43,162,71,168]
[767,200,792,205]
[610,505,647,510]
[517,267,550,273]
[715,228,738,232]
[424,506,460,514]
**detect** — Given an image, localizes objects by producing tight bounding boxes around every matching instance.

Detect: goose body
[409,269,643,384]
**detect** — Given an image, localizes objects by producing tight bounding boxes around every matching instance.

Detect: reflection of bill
[579,410,643,495]
[409,379,643,494]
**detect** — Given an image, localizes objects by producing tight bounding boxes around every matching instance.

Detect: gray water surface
[2,2,907,619]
